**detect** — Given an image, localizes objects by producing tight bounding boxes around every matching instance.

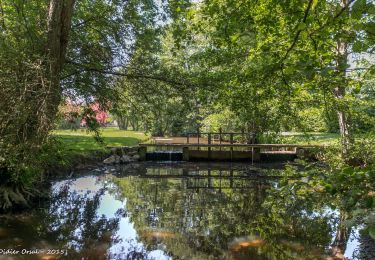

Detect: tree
[0,0,167,208]
[170,0,375,155]
[0,0,76,207]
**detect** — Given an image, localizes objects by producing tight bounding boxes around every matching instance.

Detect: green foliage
[0,136,71,210]
[318,133,375,168]
[165,0,375,145]
[298,136,375,238]
[297,108,328,132]
[201,108,241,132]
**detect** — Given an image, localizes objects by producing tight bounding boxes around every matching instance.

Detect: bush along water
[280,136,375,245]
[0,133,105,212]
[0,137,70,211]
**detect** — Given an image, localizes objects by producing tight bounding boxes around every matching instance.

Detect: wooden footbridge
[139,132,324,162]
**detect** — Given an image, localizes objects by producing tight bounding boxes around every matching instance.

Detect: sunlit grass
[279,132,340,145]
[52,127,149,154]
[280,132,374,145]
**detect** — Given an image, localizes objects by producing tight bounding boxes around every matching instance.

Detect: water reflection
[112,163,333,259]
[0,162,372,259]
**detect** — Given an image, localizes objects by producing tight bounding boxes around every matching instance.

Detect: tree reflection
[356,233,375,260]
[0,178,121,259]
[114,164,337,259]
[45,181,121,259]
[1,163,371,259]
[331,211,351,259]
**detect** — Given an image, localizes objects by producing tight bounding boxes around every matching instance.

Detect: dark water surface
[0,162,369,259]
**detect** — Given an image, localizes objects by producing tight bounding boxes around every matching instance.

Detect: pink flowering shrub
[58,100,109,129]
[80,102,109,127]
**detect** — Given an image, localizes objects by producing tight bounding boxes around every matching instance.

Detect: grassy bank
[278,132,375,146]
[279,132,340,145]
[52,128,149,158]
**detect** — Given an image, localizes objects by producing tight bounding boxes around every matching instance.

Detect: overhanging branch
[63,60,195,89]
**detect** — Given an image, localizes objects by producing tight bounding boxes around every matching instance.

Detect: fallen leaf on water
[39,255,55,260]
[229,236,266,251]
[141,229,175,239]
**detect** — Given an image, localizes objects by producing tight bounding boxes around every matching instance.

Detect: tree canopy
[0,0,374,209]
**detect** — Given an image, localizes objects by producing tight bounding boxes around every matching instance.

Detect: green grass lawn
[281,132,375,146]
[279,132,341,145]
[52,128,149,154]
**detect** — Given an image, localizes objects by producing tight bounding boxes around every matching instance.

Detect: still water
[0,162,371,259]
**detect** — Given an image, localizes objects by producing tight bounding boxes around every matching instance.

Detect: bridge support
[252,147,261,162]
[138,146,147,161]
[182,147,189,161]
[182,147,261,162]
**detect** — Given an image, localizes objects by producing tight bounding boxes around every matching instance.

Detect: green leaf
[297,23,306,30]
[311,0,318,10]
[230,33,241,43]
[312,0,318,10]
[352,0,366,20]
[352,41,364,52]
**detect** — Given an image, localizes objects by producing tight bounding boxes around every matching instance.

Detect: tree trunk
[335,83,352,157]
[44,0,75,131]
[47,0,75,71]
[334,0,353,158]
[118,116,128,130]
[13,0,75,146]
[130,119,139,131]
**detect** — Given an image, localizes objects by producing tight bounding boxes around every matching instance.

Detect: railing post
[197,128,200,150]
[219,128,222,151]
[230,133,234,161]
[208,133,211,159]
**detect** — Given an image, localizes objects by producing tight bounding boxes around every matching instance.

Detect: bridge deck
[140,143,324,148]
[139,135,324,161]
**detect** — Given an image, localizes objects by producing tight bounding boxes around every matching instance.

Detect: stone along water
[0,162,371,259]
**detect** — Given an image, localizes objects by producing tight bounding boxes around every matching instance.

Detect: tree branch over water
[64,60,197,89]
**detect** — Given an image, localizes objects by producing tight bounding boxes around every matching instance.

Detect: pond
[0,162,372,260]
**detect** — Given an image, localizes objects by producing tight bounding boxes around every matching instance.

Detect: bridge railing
[185,131,256,145]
